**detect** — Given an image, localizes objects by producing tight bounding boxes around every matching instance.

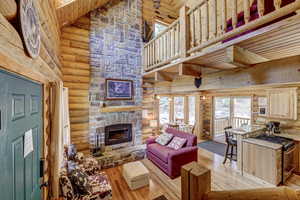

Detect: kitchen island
[227,125,265,173]
[242,138,282,186]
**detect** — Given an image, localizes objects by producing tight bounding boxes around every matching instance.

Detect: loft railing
[143,19,181,71]
[214,116,251,136]
[143,0,300,72]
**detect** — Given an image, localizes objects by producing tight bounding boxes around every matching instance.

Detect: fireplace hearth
[105,124,132,146]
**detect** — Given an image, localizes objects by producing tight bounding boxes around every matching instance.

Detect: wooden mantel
[100,105,142,113]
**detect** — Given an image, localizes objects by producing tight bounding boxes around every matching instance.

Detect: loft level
[143,0,300,81]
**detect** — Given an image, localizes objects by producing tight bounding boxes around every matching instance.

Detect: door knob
[40,182,48,189]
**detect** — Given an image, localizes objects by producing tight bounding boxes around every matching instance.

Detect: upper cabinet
[267,88,298,120]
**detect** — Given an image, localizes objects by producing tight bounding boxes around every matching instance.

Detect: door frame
[212,95,253,140]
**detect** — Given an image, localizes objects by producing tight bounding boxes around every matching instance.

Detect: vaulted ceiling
[56,0,186,27]
[142,0,186,25]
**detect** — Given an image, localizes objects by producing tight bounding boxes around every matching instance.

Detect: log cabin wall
[61,16,91,152]
[152,56,300,137]
[142,81,158,139]
[0,1,61,200]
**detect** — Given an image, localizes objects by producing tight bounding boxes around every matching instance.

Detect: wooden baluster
[244,0,250,23]
[178,23,181,55]
[149,44,152,66]
[211,0,217,37]
[158,38,161,63]
[152,42,154,66]
[143,47,146,69]
[258,0,265,17]
[168,31,171,59]
[174,25,178,56]
[221,0,227,33]
[153,42,155,65]
[232,0,238,28]
[168,31,170,59]
[172,27,176,57]
[179,6,189,58]
[155,40,157,64]
[198,8,202,44]
[205,0,209,41]
[274,0,282,10]
[160,36,164,61]
[148,44,150,67]
[164,33,168,60]
[190,12,195,48]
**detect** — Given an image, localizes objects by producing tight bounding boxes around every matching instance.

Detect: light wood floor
[103,147,300,200]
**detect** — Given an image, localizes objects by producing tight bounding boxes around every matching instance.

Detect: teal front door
[0,70,42,200]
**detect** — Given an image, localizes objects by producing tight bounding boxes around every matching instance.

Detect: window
[214,97,230,119]
[233,97,251,119]
[188,96,196,125]
[174,97,184,122]
[159,97,170,124]
[154,23,167,37]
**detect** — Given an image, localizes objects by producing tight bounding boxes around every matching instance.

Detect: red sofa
[146,128,198,179]
[224,0,296,42]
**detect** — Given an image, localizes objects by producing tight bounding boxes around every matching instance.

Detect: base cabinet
[242,141,282,185]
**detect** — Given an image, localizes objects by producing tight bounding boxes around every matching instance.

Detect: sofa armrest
[146,137,157,146]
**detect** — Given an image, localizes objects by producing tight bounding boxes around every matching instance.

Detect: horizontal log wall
[0,1,61,200]
[142,81,157,140]
[61,16,91,152]
[151,56,300,137]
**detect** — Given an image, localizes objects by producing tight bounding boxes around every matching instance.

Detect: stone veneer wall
[89,0,143,148]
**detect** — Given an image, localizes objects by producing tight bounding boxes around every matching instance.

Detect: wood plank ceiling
[56,0,186,27]
[143,0,185,24]
[56,0,110,27]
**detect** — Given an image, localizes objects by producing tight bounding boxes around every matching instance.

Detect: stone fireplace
[89,0,143,150]
[105,124,132,146]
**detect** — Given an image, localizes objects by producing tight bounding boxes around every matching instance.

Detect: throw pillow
[167,136,187,150]
[155,132,173,146]
[69,169,91,195]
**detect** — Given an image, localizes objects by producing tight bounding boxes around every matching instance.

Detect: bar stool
[223,126,237,164]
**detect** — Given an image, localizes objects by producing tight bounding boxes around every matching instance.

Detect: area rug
[198,141,236,159]
[153,195,168,200]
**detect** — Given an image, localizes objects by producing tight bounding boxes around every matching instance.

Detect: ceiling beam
[154,71,173,82]
[225,45,270,67]
[178,64,201,77]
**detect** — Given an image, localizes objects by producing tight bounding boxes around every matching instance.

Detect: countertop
[228,125,265,135]
[243,138,282,150]
[274,131,300,141]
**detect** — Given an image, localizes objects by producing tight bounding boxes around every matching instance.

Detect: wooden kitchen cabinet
[293,141,300,174]
[243,141,282,185]
[267,88,297,120]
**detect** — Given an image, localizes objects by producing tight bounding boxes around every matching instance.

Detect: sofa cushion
[165,128,197,147]
[155,132,173,146]
[147,143,176,163]
[167,136,187,150]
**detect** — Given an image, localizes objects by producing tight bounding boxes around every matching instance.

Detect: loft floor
[103,145,300,200]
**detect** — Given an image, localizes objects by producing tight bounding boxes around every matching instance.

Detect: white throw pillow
[155,132,173,146]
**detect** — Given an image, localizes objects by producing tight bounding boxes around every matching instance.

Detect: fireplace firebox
[105,124,132,145]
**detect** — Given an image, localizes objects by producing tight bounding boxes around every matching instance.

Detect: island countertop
[228,125,265,135]
[242,138,282,150]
